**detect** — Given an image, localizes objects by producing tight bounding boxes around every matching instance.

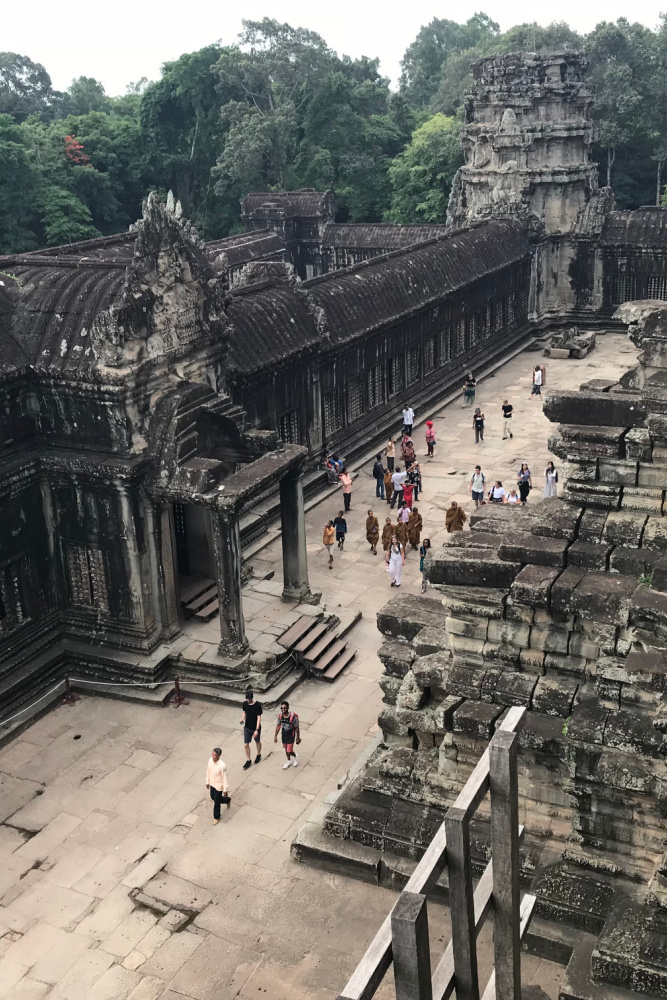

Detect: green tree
[40,185,100,245]
[65,77,110,116]
[0,52,60,121]
[387,113,463,222]
[0,114,40,252]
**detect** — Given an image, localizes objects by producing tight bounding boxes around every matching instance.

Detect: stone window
[468,312,479,347]
[612,274,637,305]
[388,355,404,396]
[494,298,505,330]
[0,558,28,632]
[346,376,364,423]
[406,346,420,385]
[66,544,109,612]
[507,291,516,325]
[454,318,466,355]
[481,305,491,337]
[424,336,436,374]
[367,364,385,408]
[647,275,667,300]
[279,409,300,444]
[323,388,343,438]
[439,325,452,364]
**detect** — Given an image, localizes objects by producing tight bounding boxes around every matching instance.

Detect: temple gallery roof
[322,223,450,249]
[205,230,285,267]
[228,219,530,375]
[241,190,335,219]
[602,208,667,247]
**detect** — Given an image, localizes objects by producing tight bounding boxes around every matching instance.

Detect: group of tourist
[205,693,301,824]
[466,459,558,509]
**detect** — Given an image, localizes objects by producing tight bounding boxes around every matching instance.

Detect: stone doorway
[173,502,219,621]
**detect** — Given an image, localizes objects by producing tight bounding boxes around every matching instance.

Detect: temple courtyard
[0,333,635,999]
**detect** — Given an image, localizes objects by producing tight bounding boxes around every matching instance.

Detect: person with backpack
[543,461,559,498]
[274,701,300,768]
[372,454,386,500]
[333,510,347,549]
[425,420,436,458]
[470,466,486,508]
[473,407,485,444]
[463,373,476,407]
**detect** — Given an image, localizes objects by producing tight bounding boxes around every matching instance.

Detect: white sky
[5,0,667,96]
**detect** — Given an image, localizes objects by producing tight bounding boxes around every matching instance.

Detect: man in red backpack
[274,701,300,769]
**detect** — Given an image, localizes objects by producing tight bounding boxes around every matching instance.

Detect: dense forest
[2,14,667,254]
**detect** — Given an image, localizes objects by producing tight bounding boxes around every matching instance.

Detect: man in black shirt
[372,454,386,500]
[240,689,263,768]
[502,399,514,439]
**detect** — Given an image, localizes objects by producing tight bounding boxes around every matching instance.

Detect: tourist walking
[384,468,394,506]
[407,506,423,550]
[366,509,380,555]
[489,481,506,503]
[396,505,410,548]
[372,454,386,499]
[502,399,514,439]
[402,403,414,436]
[333,510,347,549]
[407,461,421,501]
[240,690,263,768]
[544,461,559,498]
[473,407,485,444]
[446,500,467,533]
[205,748,231,825]
[323,520,335,569]
[420,538,431,593]
[390,466,406,508]
[274,701,300,768]
[425,420,436,458]
[401,433,416,465]
[382,517,396,552]
[517,463,532,504]
[463,372,476,407]
[386,534,405,587]
[469,465,486,508]
[402,479,414,509]
[339,468,353,511]
[531,365,545,398]
[385,437,396,472]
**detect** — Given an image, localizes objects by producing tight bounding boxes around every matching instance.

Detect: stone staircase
[278,610,361,681]
[180,576,219,621]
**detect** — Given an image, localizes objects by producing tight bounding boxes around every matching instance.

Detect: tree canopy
[2,14,667,254]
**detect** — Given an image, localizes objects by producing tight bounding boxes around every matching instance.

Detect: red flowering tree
[63,134,90,166]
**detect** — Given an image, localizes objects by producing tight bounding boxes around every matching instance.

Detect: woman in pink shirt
[425,420,436,458]
[339,468,353,511]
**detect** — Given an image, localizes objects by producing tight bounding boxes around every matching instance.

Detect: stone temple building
[4,49,667,996]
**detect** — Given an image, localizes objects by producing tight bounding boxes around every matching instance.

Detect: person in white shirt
[507,488,521,504]
[543,461,559,498]
[531,365,544,397]
[205,748,231,825]
[469,466,486,508]
[390,466,407,508]
[489,481,506,503]
[402,404,415,436]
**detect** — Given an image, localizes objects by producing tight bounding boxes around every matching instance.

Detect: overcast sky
[6,0,667,96]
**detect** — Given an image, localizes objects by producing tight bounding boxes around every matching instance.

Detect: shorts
[472,490,484,502]
[243,726,261,744]
[282,734,296,753]
[531,384,542,395]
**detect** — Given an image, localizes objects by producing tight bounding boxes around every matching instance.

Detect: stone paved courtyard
[0,333,636,999]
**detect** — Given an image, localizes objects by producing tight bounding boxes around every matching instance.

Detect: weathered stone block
[548,347,571,359]
[544,392,646,428]
[551,567,586,614]
[567,541,612,571]
[379,675,402,704]
[412,627,450,657]
[504,599,535,623]
[574,617,618,654]
[520,647,545,673]
[452,700,503,740]
[568,633,599,659]
[529,625,569,653]
[445,615,489,641]
[412,652,450,690]
[642,337,667,368]
[544,652,586,678]
[609,546,657,579]
[532,676,578,717]
[494,670,539,707]
[625,426,652,461]
[498,533,568,568]
[534,608,574,627]
[630,585,667,637]
[482,642,521,666]
[599,459,638,485]
[569,572,637,626]
[561,482,621,510]
[480,666,502,700]
[604,708,663,756]
[438,585,507,619]
[447,662,486,699]
[447,531,499,548]
[621,486,663,514]
[487,619,531,647]
[648,413,667,442]
[432,695,465,732]
[651,557,667,593]
[428,550,522,588]
[510,564,561,608]
[378,639,415,678]
[602,511,648,547]
[643,517,667,553]
[638,463,667,488]
[567,703,609,743]
[377,595,448,640]
[578,509,609,542]
[396,671,425,711]
[563,460,598,482]
[532,499,583,540]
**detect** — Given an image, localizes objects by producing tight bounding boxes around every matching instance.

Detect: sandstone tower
[448,51,598,235]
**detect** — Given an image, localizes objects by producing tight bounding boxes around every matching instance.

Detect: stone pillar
[145,501,180,639]
[279,469,310,603]
[211,507,247,652]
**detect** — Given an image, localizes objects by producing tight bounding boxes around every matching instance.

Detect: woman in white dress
[386,534,406,587]
[543,461,558,498]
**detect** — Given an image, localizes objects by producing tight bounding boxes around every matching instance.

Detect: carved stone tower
[448,52,598,235]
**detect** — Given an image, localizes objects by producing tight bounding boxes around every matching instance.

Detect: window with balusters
[66,544,109,612]
[0,558,29,633]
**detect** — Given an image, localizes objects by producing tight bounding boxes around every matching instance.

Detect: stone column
[211,507,247,652]
[279,469,310,603]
